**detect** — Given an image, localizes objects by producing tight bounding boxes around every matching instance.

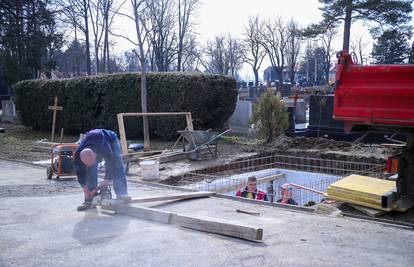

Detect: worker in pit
[236,176,268,201]
[276,184,298,205]
[75,129,130,211]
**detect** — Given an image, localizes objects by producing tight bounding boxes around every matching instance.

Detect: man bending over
[75,129,130,211]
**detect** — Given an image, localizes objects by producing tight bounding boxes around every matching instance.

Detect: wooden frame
[117,112,194,155]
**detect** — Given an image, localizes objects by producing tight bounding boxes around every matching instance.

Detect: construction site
[2,1,414,266]
[2,52,414,265]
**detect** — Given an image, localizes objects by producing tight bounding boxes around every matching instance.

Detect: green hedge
[13,72,237,139]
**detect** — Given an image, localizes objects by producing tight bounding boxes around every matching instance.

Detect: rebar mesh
[176,153,385,206]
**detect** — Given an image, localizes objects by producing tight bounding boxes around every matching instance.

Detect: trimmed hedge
[13,72,237,139]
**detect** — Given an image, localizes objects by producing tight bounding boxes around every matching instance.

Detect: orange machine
[47,143,78,179]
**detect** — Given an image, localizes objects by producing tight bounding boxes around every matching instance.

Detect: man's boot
[117,195,132,202]
[77,199,94,211]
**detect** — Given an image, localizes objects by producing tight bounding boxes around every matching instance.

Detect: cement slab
[0,160,47,186]
[1,184,414,267]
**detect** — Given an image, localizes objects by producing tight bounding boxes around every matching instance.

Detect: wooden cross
[288,89,303,109]
[48,97,63,143]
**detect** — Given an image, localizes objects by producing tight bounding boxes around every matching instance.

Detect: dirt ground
[1,122,413,226]
[0,122,398,164]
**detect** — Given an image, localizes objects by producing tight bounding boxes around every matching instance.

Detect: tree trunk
[94,42,99,74]
[140,58,150,150]
[253,68,259,87]
[342,0,353,52]
[289,70,295,86]
[177,39,183,71]
[74,25,80,76]
[277,68,283,88]
[83,0,91,75]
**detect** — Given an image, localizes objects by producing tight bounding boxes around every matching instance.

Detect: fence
[176,153,385,206]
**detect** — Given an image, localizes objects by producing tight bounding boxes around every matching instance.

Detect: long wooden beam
[129,192,216,204]
[102,201,263,242]
[174,214,263,241]
[215,173,285,193]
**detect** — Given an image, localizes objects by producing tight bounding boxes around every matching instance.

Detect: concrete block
[1,100,17,123]
[228,100,253,128]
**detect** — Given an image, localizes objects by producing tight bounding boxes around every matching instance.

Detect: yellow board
[326,174,407,212]
[328,174,396,196]
[326,190,381,206]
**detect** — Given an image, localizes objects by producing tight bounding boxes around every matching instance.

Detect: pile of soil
[238,134,399,162]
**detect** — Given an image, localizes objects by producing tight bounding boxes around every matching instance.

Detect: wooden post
[186,113,194,131]
[48,97,63,143]
[117,114,128,155]
[59,128,64,144]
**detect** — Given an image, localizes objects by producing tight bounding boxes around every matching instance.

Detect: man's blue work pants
[85,139,128,196]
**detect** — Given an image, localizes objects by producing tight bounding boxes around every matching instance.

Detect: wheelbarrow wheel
[46,167,53,180]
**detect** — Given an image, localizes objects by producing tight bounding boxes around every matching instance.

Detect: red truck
[333,51,414,209]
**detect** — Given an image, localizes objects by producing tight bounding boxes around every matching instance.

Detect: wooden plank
[186,113,194,131]
[216,174,285,193]
[31,146,52,152]
[106,204,173,224]
[347,203,387,217]
[34,141,60,146]
[102,201,263,242]
[257,173,285,184]
[138,149,209,163]
[129,192,215,204]
[174,214,263,242]
[236,209,261,216]
[117,113,128,155]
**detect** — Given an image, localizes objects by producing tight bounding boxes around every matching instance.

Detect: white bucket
[139,160,160,181]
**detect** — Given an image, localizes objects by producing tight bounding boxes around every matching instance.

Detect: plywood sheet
[328,175,396,196]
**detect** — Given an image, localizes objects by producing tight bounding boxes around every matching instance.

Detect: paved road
[0,160,48,186]
[0,159,81,197]
[1,183,414,267]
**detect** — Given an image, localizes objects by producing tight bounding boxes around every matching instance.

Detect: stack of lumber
[326,174,406,212]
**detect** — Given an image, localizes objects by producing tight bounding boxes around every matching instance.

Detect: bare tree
[261,17,289,86]
[202,34,244,78]
[227,34,245,78]
[202,35,228,74]
[110,0,152,148]
[63,0,92,75]
[180,33,201,71]
[177,0,200,71]
[286,19,301,85]
[89,0,105,74]
[145,0,177,72]
[320,26,338,84]
[243,15,266,87]
[130,0,151,149]
[100,0,121,73]
[350,34,370,64]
